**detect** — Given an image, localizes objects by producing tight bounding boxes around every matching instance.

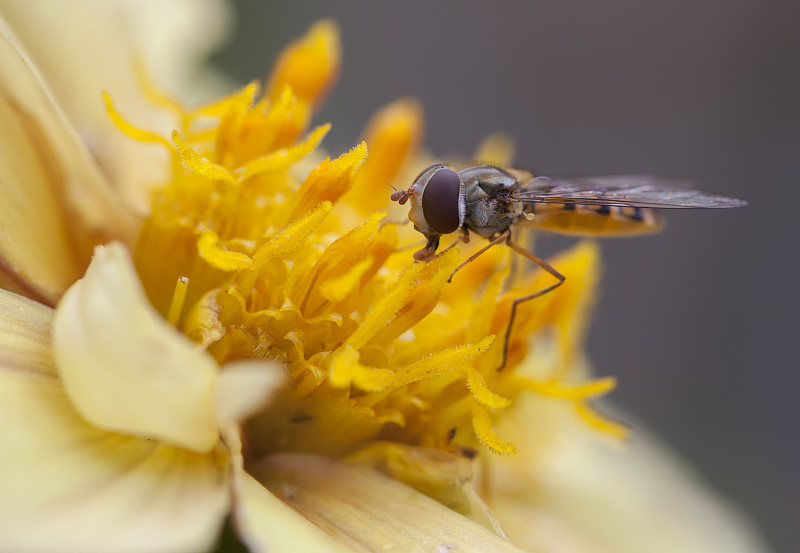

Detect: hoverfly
[390,164,746,370]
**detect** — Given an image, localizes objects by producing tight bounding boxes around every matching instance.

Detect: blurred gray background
[213,1,798,551]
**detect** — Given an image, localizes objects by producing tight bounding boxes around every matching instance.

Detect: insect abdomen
[524,203,664,236]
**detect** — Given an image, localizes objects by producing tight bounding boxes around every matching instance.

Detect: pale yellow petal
[0,367,229,553]
[254,453,529,553]
[233,472,352,553]
[215,360,286,428]
[216,424,347,553]
[0,0,232,213]
[346,442,509,537]
[0,89,79,303]
[0,287,55,377]
[53,242,220,452]
[0,13,138,286]
[492,412,771,553]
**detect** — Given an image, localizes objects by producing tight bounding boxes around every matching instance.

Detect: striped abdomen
[521,202,664,236]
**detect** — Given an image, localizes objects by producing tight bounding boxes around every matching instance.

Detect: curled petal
[53,242,219,452]
[0,360,229,553]
[215,360,285,428]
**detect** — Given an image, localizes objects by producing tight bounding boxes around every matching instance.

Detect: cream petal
[0,13,138,302]
[345,442,509,537]
[492,416,771,553]
[215,425,347,553]
[253,453,529,553]
[233,472,357,553]
[0,366,229,553]
[0,0,232,213]
[53,242,220,452]
[0,287,56,377]
[215,360,286,428]
[226,436,350,553]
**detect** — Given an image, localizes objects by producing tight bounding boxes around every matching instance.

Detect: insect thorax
[459,165,521,237]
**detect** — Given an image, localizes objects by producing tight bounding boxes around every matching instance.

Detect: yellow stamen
[519,375,617,400]
[238,124,331,181]
[574,402,630,439]
[196,229,254,271]
[252,201,333,268]
[395,337,494,386]
[192,81,260,117]
[471,403,517,455]
[133,57,184,119]
[465,366,511,409]
[328,345,396,390]
[171,130,235,184]
[103,92,171,147]
[167,276,189,327]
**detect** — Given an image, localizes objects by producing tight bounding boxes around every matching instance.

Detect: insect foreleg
[498,235,566,371]
[447,229,510,283]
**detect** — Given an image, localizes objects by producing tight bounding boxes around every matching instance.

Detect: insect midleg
[498,235,566,372]
[446,230,509,283]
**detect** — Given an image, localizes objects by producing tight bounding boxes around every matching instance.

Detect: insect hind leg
[498,234,566,371]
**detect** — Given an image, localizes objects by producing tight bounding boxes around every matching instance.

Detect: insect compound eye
[421,167,461,234]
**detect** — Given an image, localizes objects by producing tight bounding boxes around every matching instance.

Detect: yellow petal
[53,242,219,452]
[0,288,55,377]
[295,211,386,313]
[266,20,340,108]
[254,453,528,553]
[0,14,137,284]
[346,248,458,349]
[473,132,516,167]
[348,98,424,214]
[0,365,229,553]
[283,141,367,225]
[328,344,396,390]
[319,257,373,303]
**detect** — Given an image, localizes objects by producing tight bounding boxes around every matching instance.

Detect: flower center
[106,22,625,462]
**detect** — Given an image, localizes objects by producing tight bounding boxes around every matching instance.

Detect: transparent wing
[509,175,747,208]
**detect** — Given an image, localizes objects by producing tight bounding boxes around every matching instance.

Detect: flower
[0,4,770,553]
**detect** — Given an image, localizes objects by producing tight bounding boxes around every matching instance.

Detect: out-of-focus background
[212,2,798,552]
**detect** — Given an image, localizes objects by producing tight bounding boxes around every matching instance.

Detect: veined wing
[510,175,747,209]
